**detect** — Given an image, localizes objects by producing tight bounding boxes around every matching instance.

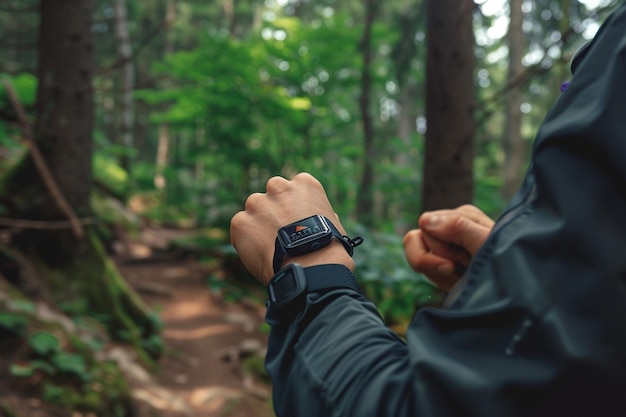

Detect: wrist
[272,215,362,278]
[282,240,355,272]
[268,263,361,311]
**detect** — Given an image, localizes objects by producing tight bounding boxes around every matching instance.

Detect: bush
[351,224,443,329]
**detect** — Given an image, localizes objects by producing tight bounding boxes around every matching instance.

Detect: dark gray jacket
[265,4,626,416]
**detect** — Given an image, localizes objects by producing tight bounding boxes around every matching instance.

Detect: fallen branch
[1,78,85,239]
[0,217,96,230]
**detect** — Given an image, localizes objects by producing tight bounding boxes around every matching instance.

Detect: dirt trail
[115,229,274,417]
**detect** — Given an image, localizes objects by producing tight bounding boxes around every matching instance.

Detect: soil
[118,256,274,417]
[115,227,275,417]
[0,226,275,417]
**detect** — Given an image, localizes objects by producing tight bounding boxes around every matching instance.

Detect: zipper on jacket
[443,176,537,309]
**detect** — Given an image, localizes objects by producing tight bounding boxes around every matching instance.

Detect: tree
[356,0,380,225]
[154,0,177,192]
[503,0,525,200]
[113,0,135,172]
[421,0,475,212]
[27,0,94,223]
[0,0,159,362]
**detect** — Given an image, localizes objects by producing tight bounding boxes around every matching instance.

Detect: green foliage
[7,298,36,313]
[352,224,442,325]
[7,326,131,415]
[131,11,372,223]
[38,361,130,416]
[50,351,88,378]
[0,73,37,106]
[93,152,130,197]
[207,272,262,304]
[170,227,229,253]
[8,332,91,381]
[0,73,35,172]
[0,312,28,336]
[0,297,35,339]
[29,332,61,356]
[242,354,271,385]
[10,361,56,377]
[473,148,506,218]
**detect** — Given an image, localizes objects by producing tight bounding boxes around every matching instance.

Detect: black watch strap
[268,263,361,309]
[273,238,288,274]
[305,264,361,294]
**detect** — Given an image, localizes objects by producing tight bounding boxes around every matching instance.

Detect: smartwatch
[268,263,361,309]
[273,215,363,274]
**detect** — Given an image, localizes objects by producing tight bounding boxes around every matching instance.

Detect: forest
[0,0,619,416]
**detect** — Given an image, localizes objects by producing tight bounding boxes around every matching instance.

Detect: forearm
[266,289,410,417]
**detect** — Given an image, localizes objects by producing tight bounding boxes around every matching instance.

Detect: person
[230,4,626,416]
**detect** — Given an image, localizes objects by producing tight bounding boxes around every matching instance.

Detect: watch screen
[278,215,331,249]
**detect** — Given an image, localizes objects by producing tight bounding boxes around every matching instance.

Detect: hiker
[230,4,626,416]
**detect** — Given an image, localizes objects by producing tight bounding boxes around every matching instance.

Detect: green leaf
[10,360,56,377]
[42,383,64,403]
[9,363,36,377]
[0,73,37,106]
[30,359,57,375]
[93,152,129,196]
[29,332,61,356]
[51,352,88,379]
[0,312,27,334]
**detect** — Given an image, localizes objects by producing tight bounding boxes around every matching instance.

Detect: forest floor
[0,226,275,417]
[115,226,275,417]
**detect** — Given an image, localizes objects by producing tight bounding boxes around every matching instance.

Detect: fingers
[418,207,492,256]
[454,204,495,228]
[230,172,347,285]
[403,230,462,292]
[403,205,493,291]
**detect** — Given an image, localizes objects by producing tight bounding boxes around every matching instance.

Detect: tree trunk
[0,0,160,363]
[356,0,379,225]
[421,0,475,212]
[154,0,177,192]
[114,0,135,172]
[503,0,525,200]
[36,0,94,214]
[391,2,424,231]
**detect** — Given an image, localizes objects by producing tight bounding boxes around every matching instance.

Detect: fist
[230,173,353,285]
[403,205,494,291]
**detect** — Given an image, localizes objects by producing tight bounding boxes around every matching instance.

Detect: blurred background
[0,0,619,416]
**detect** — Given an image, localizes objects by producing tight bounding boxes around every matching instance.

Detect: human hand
[230,173,354,286]
[403,205,494,291]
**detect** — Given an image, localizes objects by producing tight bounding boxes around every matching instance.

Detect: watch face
[277,215,332,253]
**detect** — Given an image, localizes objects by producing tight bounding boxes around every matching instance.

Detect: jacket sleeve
[265,5,626,417]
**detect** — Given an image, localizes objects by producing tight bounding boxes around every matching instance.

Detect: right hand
[403,205,494,291]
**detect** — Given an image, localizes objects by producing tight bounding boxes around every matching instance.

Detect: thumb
[418,212,491,256]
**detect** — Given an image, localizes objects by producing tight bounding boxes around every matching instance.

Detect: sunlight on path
[117,254,273,417]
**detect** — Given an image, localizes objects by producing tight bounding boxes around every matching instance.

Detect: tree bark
[421,0,475,212]
[154,0,177,191]
[503,0,525,200]
[356,0,379,225]
[114,0,135,172]
[390,2,424,231]
[0,0,161,362]
[35,0,94,214]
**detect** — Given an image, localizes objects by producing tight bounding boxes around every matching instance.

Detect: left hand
[230,173,354,286]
